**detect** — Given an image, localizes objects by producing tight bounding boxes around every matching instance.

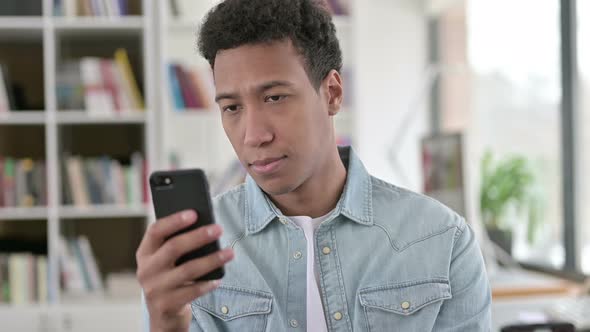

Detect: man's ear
[322,69,343,116]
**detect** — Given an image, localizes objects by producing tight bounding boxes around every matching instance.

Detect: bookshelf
[0,0,358,330]
[0,0,155,330]
[155,0,357,181]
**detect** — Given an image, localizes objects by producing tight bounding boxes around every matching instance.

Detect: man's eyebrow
[215,80,294,103]
[257,80,294,93]
[215,92,239,103]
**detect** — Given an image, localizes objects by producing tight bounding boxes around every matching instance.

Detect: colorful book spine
[114,48,144,110]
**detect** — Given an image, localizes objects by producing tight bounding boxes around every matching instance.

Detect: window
[577,0,590,274]
[438,0,565,268]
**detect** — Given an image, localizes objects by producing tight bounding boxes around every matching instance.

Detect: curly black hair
[198,0,343,89]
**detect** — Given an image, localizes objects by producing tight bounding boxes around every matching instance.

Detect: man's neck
[269,147,347,218]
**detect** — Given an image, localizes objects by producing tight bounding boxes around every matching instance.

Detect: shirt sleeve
[432,220,492,331]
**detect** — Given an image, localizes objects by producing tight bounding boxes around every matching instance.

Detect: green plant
[480,151,541,243]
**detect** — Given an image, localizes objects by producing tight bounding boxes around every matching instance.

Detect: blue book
[168,64,185,111]
[118,0,128,16]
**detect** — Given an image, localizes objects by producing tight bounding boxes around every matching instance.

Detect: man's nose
[243,108,274,147]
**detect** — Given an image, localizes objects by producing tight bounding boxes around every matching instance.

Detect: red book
[185,68,203,109]
[100,60,121,112]
[189,69,210,109]
[174,65,198,109]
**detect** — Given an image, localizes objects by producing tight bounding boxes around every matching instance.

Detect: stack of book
[167,63,215,112]
[57,49,144,115]
[61,152,146,206]
[54,0,133,17]
[0,253,47,305]
[0,157,47,208]
[58,235,104,295]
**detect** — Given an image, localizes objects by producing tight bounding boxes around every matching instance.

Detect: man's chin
[256,178,297,197]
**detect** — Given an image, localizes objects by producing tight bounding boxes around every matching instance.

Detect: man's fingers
[142,224,223,277]
[169,280,222,310]
[137,210,197,258]
[164,248,234,288]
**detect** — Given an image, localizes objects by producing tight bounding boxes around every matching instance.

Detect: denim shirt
[144,147,492,331]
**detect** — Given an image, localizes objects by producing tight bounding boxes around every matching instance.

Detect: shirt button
[333,311,343,320]
[221,306,229,314]
[289,319,299,328]
[279,217,288,225]
[322,246,331,255]
[401,301,411,310]
[293,251,302,259]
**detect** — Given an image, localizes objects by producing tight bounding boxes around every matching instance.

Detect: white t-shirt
[288,213,331,332]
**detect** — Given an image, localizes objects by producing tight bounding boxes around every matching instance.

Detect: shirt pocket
[191,285,273,332]
[358,278,452,332]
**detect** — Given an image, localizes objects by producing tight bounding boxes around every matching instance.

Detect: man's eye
[265,95,286,102]
[223,105,239,113]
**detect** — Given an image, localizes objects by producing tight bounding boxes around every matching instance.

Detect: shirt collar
[244,146,373,235]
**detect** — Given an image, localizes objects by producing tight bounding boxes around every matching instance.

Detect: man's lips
[249,156,287,175]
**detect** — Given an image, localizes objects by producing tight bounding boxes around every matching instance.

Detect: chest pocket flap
[191,285,273,321]
[358,278,452,316]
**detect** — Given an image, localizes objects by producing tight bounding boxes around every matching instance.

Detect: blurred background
[0,0,588,331]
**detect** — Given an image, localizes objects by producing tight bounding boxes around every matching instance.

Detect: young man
[136,0,492,331]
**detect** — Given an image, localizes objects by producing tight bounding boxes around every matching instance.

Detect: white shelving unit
[56,111,147,124]
[155,1,235,176]
[0,111,47,125]
[0,1,358,330]
[0,0,155,330]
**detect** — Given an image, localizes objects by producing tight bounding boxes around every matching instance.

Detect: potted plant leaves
[480,151,541,255]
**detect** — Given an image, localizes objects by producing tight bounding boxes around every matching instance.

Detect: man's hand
[136,210,234,332]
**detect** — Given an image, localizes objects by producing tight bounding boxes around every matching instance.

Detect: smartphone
[149,168,224,281]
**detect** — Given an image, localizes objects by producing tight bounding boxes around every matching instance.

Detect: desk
[491,268,581,299]
[490,268,585,331]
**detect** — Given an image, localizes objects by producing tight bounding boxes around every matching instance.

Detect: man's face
[213,39,340,196]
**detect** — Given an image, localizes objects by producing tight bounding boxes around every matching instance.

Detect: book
[84,158,102,204]
[3,158,16,207]
[80,57,114,116]
[168,63,185,111]
[0,255,6,303]
[176,65,198,109]
[61,153,73,205]
[111,159,126,205]
[57,61,85,110]
[100,60,121,112]
[8,254,27,304]
[114,48,144,109]
[188,69,210,109]
[0,156,4,207]
[168,63,215,110]
[0,65,10,113]
[63,0,78,17]
[130,152,143,205]
[117,0,128,15]
[77,236,104,292]
[21,158,35,207]
[66,156,90,206]
[62,155,145,206]
[58,236,86,294]
[37,256,47,303]
[69,237,93,291]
